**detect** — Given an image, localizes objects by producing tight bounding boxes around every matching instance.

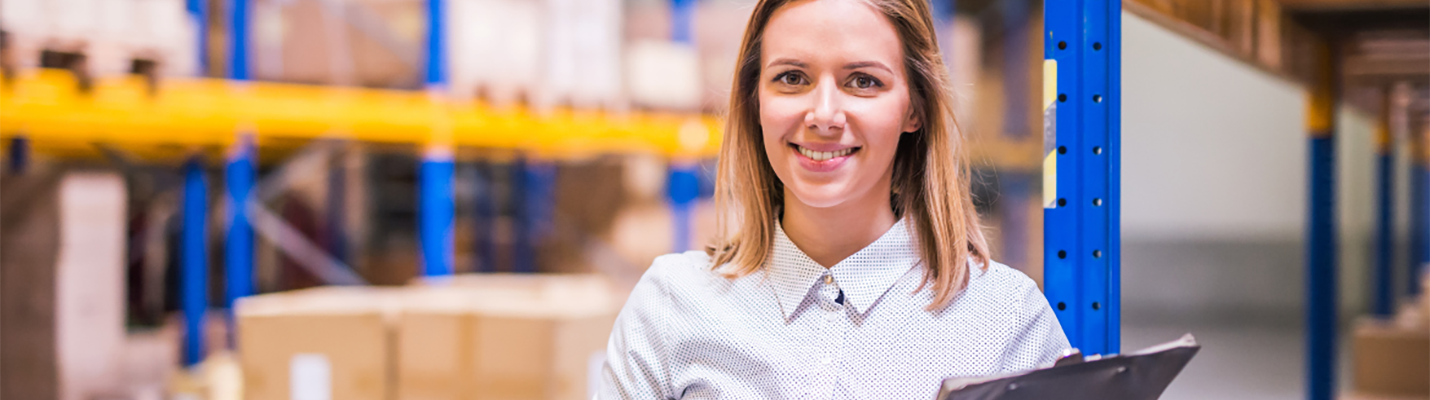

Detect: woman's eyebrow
[766,58,808,69]
[843,61,893,74]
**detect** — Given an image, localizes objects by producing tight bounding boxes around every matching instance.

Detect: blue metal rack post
[1042,0,1121,356]
[1372,89,1395,318]
[187,0,208,75]
[229,0,250,80]
[667,0,700,253]
[328,152,349,265]
[1414,119,1429,297]
[511,158,556,273]
[224,137,255,346]
[1304,41,1339,400]
[473,162,496,273]
[1413,141,1425,298]
[421,157,455,276]
[420,0,455,277]
[668,166,700,252]
[224,0,254,351]
[181,159,209,367]
[8,137,27,174]
[425,0,446,87]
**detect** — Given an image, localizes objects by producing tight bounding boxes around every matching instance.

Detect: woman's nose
[804,76,846,135]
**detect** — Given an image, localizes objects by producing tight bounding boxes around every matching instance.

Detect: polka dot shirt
[600,218,1070,399]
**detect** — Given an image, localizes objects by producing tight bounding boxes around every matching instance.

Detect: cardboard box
[399,275,619,400]
[237,287,402,400]
[1351,319,1430,397]
[240,276,619,400]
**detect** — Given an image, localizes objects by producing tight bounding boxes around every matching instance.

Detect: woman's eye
[851,75,879,89]
[776,72,805,86]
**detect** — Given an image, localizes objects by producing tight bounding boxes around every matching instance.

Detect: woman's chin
[785,182,857,210]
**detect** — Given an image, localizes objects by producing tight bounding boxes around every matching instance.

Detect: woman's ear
[902,108,923,133]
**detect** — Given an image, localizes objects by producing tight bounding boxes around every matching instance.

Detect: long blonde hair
[705,0,990,310]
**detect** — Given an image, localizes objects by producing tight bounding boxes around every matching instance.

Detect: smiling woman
[599,0,1070,398]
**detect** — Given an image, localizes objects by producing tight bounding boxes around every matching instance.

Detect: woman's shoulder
[643,250,718,283]
[626,251,726,301]
[961,259,1043,303]
[972,260,1038,289]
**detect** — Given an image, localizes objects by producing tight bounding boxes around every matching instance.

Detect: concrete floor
[1126,317,1306,400]
[1122,316,1406,400]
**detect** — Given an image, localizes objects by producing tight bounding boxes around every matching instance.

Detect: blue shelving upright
[1042,0,1121,357]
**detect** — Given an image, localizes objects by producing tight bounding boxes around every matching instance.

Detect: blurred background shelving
[0,0,1427,399]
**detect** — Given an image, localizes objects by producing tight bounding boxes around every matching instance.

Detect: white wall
[1121,11,1307,242]
[1120,10,1379,318]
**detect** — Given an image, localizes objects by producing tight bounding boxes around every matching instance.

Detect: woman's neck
[780,186,898,269]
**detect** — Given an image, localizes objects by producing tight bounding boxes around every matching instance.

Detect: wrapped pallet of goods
[0,0,196,78]
[447,0,543,104]
[250,0,422,87]
[1,172,129,400]
[130,0,200,77]
[0,0,99,73]
[538,0,623,111]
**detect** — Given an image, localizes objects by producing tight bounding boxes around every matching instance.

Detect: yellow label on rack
[1043,153,1057,209]
[1042,59,1057,209]
[1043,60,1058,110]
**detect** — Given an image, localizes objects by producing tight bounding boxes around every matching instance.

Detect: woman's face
[759,0,919,210]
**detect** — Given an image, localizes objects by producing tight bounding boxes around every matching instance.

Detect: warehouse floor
[1124,314,1390,400]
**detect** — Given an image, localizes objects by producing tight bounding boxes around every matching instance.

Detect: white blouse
[600,218,1070,399]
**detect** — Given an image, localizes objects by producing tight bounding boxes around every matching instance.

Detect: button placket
[809,272,842,399]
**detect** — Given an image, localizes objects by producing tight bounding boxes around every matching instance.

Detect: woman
[601,0,1069,397]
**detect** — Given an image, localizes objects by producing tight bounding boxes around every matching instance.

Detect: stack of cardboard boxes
[1,172,131,400]
[1348,275,1430,399]
[236,274,619,400]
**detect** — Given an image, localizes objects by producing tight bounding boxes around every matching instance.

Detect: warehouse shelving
[3,1,1426,398]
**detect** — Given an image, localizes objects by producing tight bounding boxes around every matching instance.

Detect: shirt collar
[765,218,921,319]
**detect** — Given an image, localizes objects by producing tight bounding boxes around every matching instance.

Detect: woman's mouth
[789,143,860,171]
[795,145,857,161]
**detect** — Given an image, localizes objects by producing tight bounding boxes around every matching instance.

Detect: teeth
[797,146,853,161]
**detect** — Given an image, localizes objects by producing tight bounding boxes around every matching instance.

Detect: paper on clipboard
[936,334,1200,400]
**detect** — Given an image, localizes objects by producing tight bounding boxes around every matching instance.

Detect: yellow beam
[0,69,723,160]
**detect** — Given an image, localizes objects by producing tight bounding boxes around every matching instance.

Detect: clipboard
[936,334,1200,400]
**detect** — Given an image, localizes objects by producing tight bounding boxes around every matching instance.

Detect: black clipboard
[936,334,1200,400]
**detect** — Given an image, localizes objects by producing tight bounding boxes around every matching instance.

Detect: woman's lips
[790,143,859,172]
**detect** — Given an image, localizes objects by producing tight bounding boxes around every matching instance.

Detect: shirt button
[824,275,834,284]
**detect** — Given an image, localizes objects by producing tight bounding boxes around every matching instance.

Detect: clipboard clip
[1053,348,1084,367]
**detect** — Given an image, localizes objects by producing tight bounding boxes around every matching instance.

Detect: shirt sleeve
[1000,277,1072,371]
[600,261,676,400]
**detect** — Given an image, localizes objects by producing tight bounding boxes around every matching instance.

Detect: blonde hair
[705,0,990,310]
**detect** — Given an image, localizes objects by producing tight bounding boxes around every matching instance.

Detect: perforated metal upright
[1041,0,1120,356]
